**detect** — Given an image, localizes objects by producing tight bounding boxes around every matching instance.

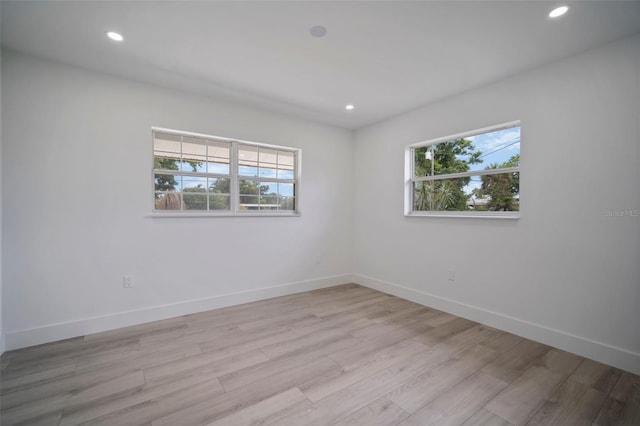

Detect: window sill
[405,211,520,219]
[147,212,301,218]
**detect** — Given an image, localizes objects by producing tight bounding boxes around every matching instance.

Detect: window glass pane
[474,172,520,211]
[208,177,230,194]
[279,196,295,211]
[278,150,295,168]
[466,127,520,173]
[239,165,258,177]
[182,176,207,192]
[279,183,294,197]
[239,196,259,210]
[180,157,205,172]
[414,172,519,212]
[259,165,278,178]
[259,148,277,165]
[182,137,207,156]
[182,193,207,210]
[154,174,181,192]
[154,132,181,154]
[208,161,230,175]
[208,140,230,160]
[239,179,259,195]
[277,169,294,179]
[155,192,183,210]
[238,144,258,164]
[259,182,278,210]
[414,126,520,178]
[209,194,230,210]
[154,154,181,171]
[413,178,473,212]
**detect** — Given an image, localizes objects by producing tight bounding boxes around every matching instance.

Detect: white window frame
[151,127,301,217]
[404,121,521,219]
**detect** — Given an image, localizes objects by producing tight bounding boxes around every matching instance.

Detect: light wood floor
[1,284,639,426]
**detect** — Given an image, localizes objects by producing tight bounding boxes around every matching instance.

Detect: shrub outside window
[405,122,521,218]
[152,128,300,216]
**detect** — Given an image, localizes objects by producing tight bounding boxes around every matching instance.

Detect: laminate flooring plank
[3,337,140,375]
[484,365,566,425]
[197,312,347,357]
[532,348,582,375]
[333,397,410,426]
[412,317,477,346]
[461,408,513,426]
[613,377,640,426]
[143,349,269,386]
[219,335,360,392]
[6,410,63,426]
[398,371,508,426]
[59,371,225,426]
[80,377,224,426]
[369,305,438,325]
[75,342,202,374]
[1,362,144,411]
[481,339,551,383]
[206,387,310,426]
[327,331,425,368]
[313,294,393,318]
[197,326,295,354]
[436,324,500,356]
[422,311,458,327]
[138,322,241,351]
[479,331,524,354]
[83,316,188,343]
[526,378,607,426]
[302,340,429,402]
[0,361,77,394]
[593,397,626,426]
[3,337,84,361]
[609,371,640,403]
[271,364,414,425]
[237,311,318,332]
[259,327,353,359]
[185,304,301,331]
[349,319,433,342]
[387,344,498,414]
[569,359,622,393]
[151,356,340,426]
[1,370,144,425]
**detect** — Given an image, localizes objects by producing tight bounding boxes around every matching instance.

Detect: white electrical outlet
[448,270,456,282]
[123,275,134,288]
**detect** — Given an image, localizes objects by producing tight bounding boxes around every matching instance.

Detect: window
[152,128,300,215]
[405,121,520,218]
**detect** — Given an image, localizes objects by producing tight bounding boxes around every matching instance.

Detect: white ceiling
[2,1,639,129]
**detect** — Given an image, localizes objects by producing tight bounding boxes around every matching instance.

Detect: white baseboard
[5,274,352,351]
[353,273,640,376]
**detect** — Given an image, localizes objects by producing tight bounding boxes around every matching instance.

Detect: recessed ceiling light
[345,104,355,111]
[310,26,327,38]
[549,5,569,18]
[106,31,124,42]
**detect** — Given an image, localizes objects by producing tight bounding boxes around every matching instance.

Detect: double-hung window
[152,128,299,216]
[405,121,521,218]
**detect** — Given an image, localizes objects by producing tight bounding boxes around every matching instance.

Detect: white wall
[1,50,353,349]
[353,34,640,374]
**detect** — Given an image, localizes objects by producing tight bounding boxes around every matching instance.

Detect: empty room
[1,1,639,425]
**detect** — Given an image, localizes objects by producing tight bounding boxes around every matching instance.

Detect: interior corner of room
[1,0,639,380]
